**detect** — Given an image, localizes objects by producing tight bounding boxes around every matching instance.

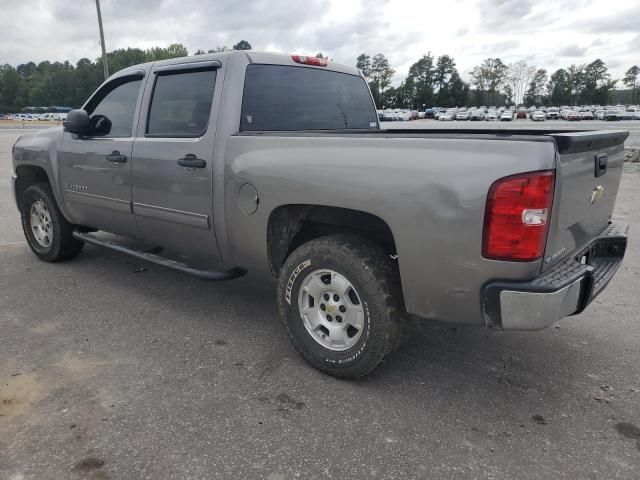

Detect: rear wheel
[278,234,404,378]
[20,183,84,262]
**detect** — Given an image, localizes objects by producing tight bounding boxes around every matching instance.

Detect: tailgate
[542,131,629,271]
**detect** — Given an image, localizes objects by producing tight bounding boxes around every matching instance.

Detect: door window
[146,69,217,137]
[86,77,142,137]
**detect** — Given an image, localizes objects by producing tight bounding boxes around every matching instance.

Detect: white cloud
[0,0,638,84]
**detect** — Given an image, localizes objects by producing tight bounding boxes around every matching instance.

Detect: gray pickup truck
[11,51,629,377]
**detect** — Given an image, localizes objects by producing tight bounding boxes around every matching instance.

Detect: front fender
[12,127,73,222]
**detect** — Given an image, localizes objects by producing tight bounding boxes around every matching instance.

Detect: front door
[131,63,222,266]
[58,74,145,237]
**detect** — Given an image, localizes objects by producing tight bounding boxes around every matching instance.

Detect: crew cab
[11,51,629,378]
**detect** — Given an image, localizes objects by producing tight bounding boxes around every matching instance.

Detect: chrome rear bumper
[483,222,628,330]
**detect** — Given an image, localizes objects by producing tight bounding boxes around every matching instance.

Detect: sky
[1,0,638,85]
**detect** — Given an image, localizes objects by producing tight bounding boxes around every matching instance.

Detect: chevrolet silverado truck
[11,51,629,378]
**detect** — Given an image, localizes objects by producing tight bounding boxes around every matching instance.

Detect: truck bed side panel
[222,135,557,325]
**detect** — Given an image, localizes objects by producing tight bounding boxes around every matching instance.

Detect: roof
[116,50,361,78]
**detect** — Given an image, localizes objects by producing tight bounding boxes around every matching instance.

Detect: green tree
[370,53,394,107]
[523,68,548,106]
[395,77,416,108]
[548,69,571,105]
[233,40,252,51]
[434,55,458,106]
[502,84,514,105]
[447,71,469,107]
[581,59,612,104]
[145,43,188,62]
[0,65,22,110]
[434,55,456,91]
[356,53,372,78]
[406,53,435,108]
[623,65,640,103]
[566,64,585,105]
[470,58,507,105]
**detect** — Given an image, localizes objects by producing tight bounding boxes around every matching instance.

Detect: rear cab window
[240,65,378,131]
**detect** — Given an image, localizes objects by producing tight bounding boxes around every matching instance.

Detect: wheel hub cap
[298,269,365,351]
[29,199,53,248]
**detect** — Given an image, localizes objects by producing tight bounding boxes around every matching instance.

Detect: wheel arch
[266,204,398,277]
[14,164,73,222]
[14,164,52,209]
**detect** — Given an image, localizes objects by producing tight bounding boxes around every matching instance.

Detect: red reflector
[291,55,328,67]
[482,170,555,261]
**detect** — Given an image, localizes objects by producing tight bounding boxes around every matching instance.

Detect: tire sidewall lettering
[285,259,311,305]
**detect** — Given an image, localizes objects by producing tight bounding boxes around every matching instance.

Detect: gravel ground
[1,129,639,480]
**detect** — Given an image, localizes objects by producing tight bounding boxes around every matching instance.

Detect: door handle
[177,154,206,168]
[106,151,127,163]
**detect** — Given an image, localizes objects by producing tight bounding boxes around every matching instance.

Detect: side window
[87,78,142,137]
[146,69,217,137]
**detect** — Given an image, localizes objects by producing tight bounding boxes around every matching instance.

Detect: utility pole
[95,0,109,80]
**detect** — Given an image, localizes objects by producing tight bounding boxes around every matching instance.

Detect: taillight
[482,170,555,261]
[291,55,328,67]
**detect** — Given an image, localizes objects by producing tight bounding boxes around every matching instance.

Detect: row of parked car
[377,110,423,121]
[419,104,640,122]
[0,113,68,121]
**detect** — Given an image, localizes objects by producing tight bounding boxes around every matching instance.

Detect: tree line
[0,40,638,112]
[361,52,639,109]
[0,41,252,112]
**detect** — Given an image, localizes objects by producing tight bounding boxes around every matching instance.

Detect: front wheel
[20,183,84,262]
[278,234,404,378]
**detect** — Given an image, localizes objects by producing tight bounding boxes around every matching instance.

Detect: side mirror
[63,109,90,135]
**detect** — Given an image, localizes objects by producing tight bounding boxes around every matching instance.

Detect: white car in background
[531,110,546,121]
[546,107,560,119]
[485,111,499,121]
[439,110,456,121]
[500,110,513,121]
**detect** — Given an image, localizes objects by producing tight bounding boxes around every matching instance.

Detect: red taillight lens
[482,170,555,261]
[291,55,328,67]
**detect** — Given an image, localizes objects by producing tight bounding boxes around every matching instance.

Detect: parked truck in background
[10,51,629,378]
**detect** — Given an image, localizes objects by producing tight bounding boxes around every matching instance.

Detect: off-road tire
[20,183,84,262]
[278,234,404,378]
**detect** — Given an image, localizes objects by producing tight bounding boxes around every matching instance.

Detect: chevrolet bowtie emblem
[590,185,604,204]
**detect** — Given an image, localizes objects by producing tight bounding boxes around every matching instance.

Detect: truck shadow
[74,244,604,403]
[6,242,636,478]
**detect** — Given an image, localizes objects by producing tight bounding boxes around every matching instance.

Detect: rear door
[58,73,145,236]
[542,131,628,270]
[131,61,222,266]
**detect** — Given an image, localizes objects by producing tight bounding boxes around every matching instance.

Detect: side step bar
[72,230,246,281]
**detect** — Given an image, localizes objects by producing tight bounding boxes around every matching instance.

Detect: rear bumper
[483,222,628,330]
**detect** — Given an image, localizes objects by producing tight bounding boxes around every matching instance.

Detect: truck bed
[241,128,628,154]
